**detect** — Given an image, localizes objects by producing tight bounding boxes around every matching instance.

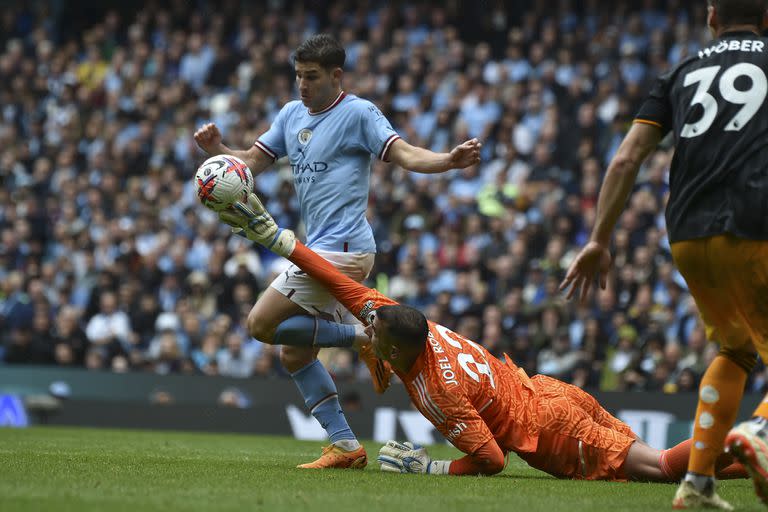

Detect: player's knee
[246,310,274,343]
[485,460,505,475]
[478,457,505,475]
[720,346,757,374]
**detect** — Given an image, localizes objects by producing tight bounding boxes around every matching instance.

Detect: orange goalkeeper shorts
[518,375,637,481]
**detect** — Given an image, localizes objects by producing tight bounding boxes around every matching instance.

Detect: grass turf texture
[0,427,760,511]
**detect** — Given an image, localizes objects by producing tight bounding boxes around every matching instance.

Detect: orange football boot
[297,444,368,469]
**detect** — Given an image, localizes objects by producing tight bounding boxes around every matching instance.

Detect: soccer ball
[194,155,253,211]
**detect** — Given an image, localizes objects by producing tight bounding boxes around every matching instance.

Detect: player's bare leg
[623,441,668,481]
[248,288,366,469]
[623,440,745,482]
[247,287,307,344]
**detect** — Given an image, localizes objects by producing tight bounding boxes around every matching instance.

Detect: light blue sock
[291,360,356,444]
[274,315,357,348]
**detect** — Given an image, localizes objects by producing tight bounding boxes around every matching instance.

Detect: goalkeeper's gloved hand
[377,441,451,474]
[218,192,296,258]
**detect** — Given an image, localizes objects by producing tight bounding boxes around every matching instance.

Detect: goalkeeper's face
[366,315,396,362]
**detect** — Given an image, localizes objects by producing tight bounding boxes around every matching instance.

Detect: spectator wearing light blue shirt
[179,33,215,91]
[459,83,501,139]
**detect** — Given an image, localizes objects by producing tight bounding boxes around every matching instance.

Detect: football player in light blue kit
[194,34,480,469]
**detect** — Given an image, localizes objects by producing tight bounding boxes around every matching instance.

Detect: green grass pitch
[0,427,761,511]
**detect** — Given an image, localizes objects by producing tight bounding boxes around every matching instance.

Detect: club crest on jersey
[298,129,313,145]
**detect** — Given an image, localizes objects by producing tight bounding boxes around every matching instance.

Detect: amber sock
[687,356,747,476]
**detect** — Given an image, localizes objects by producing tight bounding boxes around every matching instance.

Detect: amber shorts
[672,234,768,358]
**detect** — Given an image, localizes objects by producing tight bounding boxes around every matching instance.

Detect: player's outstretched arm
[193,123,273,176]
[377,387,505,476]
[560,122,662,302]
[449,439,505,475]
[288,242,397,322]
[377,439,504,476]
[219,193,397,322]
[387,138,481,174]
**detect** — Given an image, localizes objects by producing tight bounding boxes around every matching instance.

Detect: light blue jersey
[254,92,400,253]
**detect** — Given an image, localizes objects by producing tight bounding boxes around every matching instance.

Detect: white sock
[684,472,714,494]
[334,439,361,451]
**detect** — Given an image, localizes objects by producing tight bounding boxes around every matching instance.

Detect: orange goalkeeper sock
[660,438,746,480]
[716,460,748,479]
[687,355,748,476]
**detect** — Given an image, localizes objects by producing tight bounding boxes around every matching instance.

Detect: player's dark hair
[376,305,429,348]
[708,0,767,28]
[293,34,346,70]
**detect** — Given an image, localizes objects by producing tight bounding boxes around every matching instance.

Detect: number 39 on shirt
[681,63,768,138]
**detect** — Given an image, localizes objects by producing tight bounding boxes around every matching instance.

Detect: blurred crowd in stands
[2,0,766,393]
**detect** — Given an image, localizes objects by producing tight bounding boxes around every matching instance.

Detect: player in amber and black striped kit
[562,0,768,509]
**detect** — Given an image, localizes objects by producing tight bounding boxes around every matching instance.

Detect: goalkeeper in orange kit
[217,193,746,482]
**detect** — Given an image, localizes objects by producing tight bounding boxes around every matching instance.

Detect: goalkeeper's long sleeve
[289,241,398,324]
[290,240,505,476]
[449,439,505,475]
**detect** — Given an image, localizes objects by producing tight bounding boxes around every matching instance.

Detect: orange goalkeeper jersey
[289,242,541,456]
[399,321,541,456]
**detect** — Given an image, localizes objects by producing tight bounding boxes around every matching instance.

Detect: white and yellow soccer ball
[194,155,253,212]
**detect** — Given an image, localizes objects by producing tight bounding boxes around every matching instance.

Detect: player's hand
[448,138,482,169]
[377,441,432,474]
[559,241,612,302]
[218,193,296,258]
[352,328,372,352]
[193,123,223,154]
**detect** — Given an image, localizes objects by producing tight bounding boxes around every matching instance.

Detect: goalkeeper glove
[218,193,296,258]
[377,441,451,474]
